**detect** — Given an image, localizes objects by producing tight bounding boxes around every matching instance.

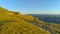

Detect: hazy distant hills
[0,7,60,34]
[28,14,60,24]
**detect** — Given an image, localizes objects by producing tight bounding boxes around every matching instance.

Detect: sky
[0,0,60,14]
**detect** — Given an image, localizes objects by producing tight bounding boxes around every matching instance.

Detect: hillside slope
[27,14,60,34]
[0,7,50,34]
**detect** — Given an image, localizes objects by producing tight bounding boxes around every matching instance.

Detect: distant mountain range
[0,7,60,34]
[28,14,60,24]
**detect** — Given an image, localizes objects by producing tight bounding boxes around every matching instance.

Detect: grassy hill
[0,7,50,34]
[27,15,60,34]
[0,7,60,34]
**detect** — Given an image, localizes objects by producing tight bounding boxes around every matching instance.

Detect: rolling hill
[0,7,60,34]
[0,7,50,34]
